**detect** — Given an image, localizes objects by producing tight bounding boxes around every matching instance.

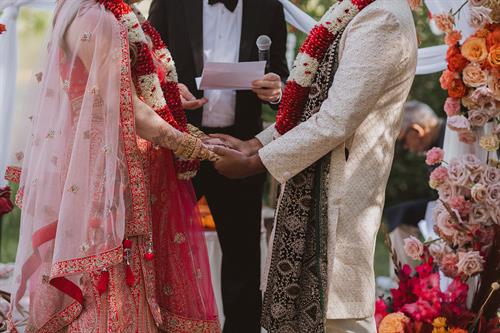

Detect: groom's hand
[212,146,266,179]
[209,134,263,156]
[178,83,208,110]
[252,73,282,103]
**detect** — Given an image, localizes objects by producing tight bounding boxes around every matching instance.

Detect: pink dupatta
[7,1,219,332]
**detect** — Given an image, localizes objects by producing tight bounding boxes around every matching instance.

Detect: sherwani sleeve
[258,7,409,184]
[255,123,276,146]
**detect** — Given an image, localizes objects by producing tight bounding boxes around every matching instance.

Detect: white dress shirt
[202,0,243,128]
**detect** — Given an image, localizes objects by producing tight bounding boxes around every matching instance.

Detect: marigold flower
[432,316,447,328]
[448,328,467,333]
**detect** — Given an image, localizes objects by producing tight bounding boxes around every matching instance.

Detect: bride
[6,0,221,331]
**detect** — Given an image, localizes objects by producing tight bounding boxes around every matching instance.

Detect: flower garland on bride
[99,0,199,179]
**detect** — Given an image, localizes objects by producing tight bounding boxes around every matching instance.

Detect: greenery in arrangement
[1,3,446,279]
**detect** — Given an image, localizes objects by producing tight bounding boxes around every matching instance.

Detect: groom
[213,0,418,332]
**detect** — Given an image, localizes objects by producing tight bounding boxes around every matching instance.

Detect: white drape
[277,0,473,75]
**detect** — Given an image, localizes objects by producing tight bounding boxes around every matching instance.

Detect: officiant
[149,1,289,332]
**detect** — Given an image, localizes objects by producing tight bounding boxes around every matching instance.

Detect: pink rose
[448,115,470,133]
[482,166,500,185]
[486,184,500,207]
[449,195,472,218]
[468,6,493,29]
[463,154,484,173]
[433,204,458,240]
[457,251,484,276]
[471,183,487,202]
[437,181,457,201]
[469,0,488,6]
[448,158,471,187]
[463,63,488,88]
[490,206,500,225]
[444,97,461,117]
[453,231,471,248]
[471,86,494,107]
[403,236,424,261]
[458,130,478,144]
[425,147,445,166]
[468,109,490,127]
[440,253,459,278]
[430,166,449,189]
[470,204,491,226]
[429,242,452,263]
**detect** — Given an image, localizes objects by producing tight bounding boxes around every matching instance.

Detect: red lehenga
[5,1,220,332]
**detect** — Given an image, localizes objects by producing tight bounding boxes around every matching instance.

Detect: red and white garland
[275,0,375,135]
[100,0,199,180]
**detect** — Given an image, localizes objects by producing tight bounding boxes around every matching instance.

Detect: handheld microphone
[256,35,272,72]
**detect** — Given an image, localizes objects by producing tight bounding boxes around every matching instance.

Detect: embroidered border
[37,301,83,333]
[50,245,123,278]
[163,311,221,333]
[5,166,21,183]
[117,23,150,236]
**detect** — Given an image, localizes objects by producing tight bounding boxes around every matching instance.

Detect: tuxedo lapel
[239,0,260,62]
[184,0,204,76]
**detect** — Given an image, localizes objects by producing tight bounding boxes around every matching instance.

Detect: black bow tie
[208,0,238,12]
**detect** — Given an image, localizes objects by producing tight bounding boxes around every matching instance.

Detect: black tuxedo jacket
[149,0,289,140]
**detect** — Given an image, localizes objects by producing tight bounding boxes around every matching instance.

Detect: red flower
[402,298,441,323]
[447,46,469,72]
[448,78,467,98]
[0,186,14,217]
[375,298,388,328]
[0,24,6,34]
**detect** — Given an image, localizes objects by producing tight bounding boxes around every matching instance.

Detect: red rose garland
[100,0,199,179]
[275,0,375,135]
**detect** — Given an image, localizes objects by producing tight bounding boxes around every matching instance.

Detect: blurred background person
[384,101,445,274]
[149,1,289,332]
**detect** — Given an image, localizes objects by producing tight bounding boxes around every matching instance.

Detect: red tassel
[123,239,132,249]
[125,265,135,287]
[96,269,109,295]
[144,251,154,261]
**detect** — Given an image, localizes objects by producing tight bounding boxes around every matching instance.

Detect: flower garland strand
[99,0,199,179]
[275,0,375,135]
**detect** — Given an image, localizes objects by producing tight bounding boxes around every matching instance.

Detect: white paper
[199,61,266,90]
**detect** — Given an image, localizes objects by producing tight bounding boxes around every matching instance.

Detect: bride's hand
[173,133,219,162]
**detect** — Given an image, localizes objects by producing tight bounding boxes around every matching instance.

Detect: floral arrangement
[376,235,500,333]
[274,0,375,135]
[425,149,498,278]
[0,186,13,218]
[435,1,499,146]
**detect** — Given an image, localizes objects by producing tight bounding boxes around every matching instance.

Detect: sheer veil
[9,1,219,331]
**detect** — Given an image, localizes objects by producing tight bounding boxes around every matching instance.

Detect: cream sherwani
[257,0,418,324]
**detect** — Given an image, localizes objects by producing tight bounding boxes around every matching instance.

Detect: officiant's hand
[209,134,263,156]
[252,73,282,103]
[212,146,266,179]
[178,83,208,110]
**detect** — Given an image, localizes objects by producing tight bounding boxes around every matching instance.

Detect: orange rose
[446,30,462,46]
[462,63,488,87]
[449,78,467,98]
[440,70,458,89]
[434,14,455,33]
[379,313,410,333]
[461,37,489,63]
[447,46,469,72]
[488,46,500,67]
